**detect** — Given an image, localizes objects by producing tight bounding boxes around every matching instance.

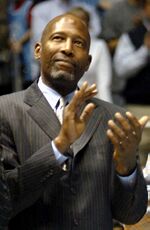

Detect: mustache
[53,56,77,67]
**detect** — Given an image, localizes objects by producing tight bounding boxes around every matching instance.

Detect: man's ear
[34,42,41,60]
[85,54,92,71]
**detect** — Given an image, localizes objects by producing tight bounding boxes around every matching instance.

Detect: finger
[78,82,97,96]
[107,129,129,153]
[139,115,150,129]
[68,83,97,110]
[107,129,122,150]
[79,82,97,99]
[125,111,141,137]
[79,81,89,92]
[114,113,140,142]
[108,119,125,139]
[114,113,132,136]
[126,112,150,138]
[80,103,95,123]
[126,111,140,127]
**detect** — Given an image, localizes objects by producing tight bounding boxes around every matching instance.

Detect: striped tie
[56,97,65,124]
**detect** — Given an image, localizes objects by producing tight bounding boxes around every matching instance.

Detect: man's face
[35,14,91,93]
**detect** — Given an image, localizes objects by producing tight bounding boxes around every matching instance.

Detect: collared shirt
[38,77,73,113]
[38,76,73,164]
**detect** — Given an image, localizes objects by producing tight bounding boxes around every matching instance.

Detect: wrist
[54,135,70,153]
[115,159,137,176]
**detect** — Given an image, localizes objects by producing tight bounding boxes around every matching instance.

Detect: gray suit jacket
[0,82,147,230]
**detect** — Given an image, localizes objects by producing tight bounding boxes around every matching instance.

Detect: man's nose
[61,39,73,56]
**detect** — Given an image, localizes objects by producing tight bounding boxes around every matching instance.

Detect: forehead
[46,15,90,42]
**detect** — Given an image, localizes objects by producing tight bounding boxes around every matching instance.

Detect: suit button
[62,163,68,171]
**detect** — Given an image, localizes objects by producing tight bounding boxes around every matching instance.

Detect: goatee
[51,70,75,82]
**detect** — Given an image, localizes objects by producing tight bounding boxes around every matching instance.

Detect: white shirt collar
[38,76,74,111]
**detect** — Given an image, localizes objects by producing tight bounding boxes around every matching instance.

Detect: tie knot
[56,97,65,110]
[55,97,66,124]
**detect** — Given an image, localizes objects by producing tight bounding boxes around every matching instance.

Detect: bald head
[41,13,91,50]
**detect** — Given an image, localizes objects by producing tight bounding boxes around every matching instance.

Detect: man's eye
[74,40,84,48]
[52,36,63,41]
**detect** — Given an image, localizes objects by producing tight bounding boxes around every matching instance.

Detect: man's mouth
[55,59,75,71]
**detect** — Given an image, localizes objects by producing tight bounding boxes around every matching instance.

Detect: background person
[7,0,33,90]
[100,0,143,55]
[68,6,113,102]
[113,0,150,167]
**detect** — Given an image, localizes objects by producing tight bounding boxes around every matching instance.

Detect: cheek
[41,50,53,67]
[78,55,90,71]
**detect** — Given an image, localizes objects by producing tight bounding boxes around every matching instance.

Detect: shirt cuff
[51,141,68,164]
[117,168,137,190]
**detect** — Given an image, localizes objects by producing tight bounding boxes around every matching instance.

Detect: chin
[48,71,78,93]
[51,70,75,82]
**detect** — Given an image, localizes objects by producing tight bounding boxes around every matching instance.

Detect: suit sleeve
[0,109,63,218]
[111,161,148,224]
[0,158,12,229]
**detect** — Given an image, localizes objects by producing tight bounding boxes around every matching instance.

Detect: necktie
[56,97,65,124]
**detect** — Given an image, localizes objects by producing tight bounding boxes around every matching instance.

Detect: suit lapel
[72,103,103,157]
[24,82,61,140]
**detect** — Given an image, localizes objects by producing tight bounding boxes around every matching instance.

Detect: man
[0,13,149,229]
[113,0,150,166]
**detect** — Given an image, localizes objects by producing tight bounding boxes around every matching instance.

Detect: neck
[42,77,76,96]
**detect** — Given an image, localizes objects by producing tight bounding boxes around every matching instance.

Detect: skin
[34,13,149,176]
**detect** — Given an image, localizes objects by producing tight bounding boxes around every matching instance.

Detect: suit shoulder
[92,97,126,116]
[0,91,25,107]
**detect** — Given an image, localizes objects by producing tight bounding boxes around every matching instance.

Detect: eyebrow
[49,31,88,45]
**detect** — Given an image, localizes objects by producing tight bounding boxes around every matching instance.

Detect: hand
[107,112,149,175]
[54,82,97,153]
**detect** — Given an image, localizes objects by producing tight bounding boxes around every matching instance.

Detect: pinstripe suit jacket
[0,82,147,230]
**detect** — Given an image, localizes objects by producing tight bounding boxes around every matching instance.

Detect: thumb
[139,116,150,129]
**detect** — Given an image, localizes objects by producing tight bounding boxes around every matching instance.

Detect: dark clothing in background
[0,0,12,95]
[123,24,150,104]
